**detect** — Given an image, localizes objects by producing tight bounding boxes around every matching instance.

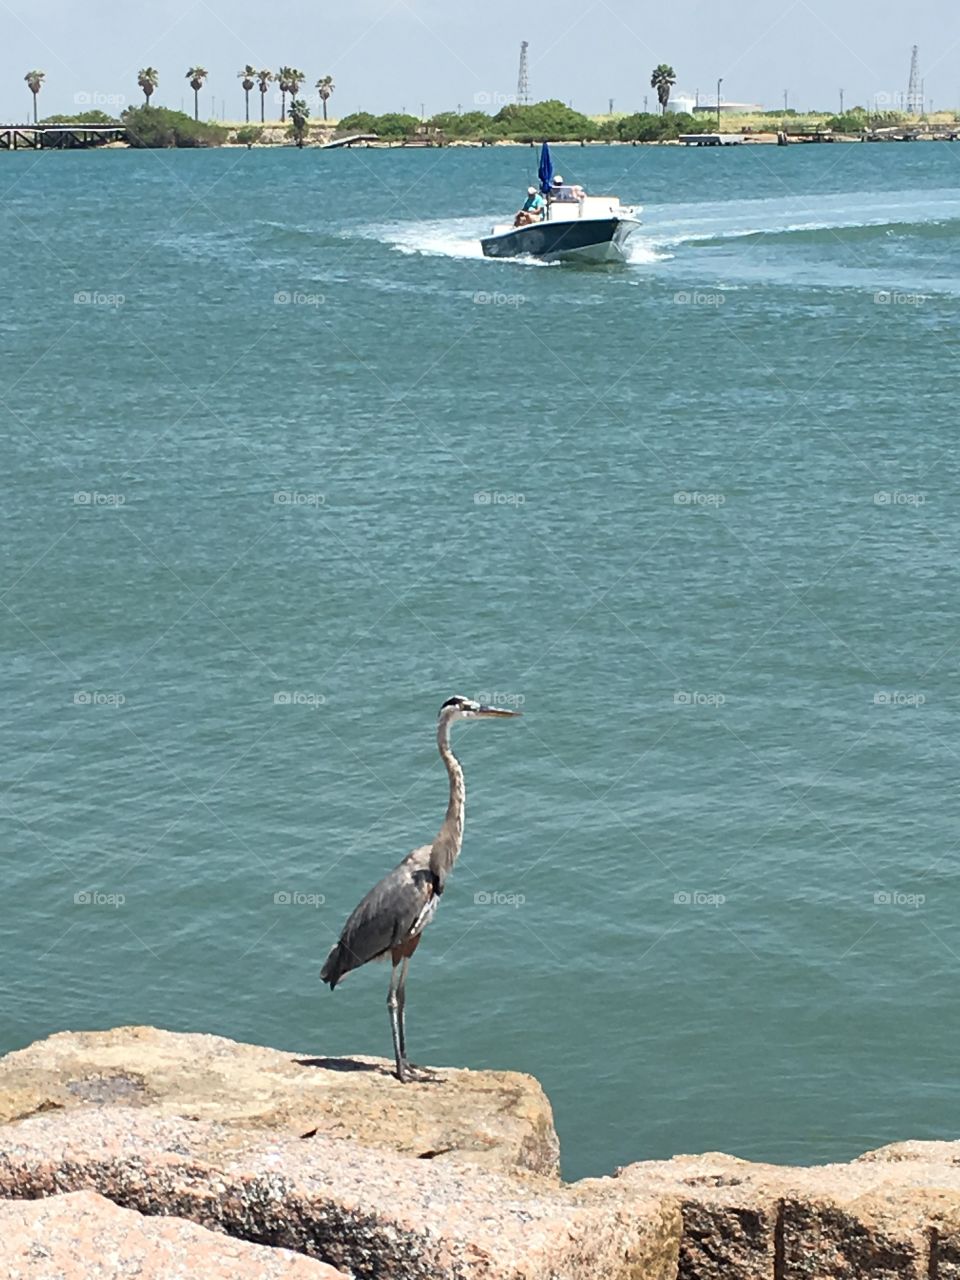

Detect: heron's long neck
[430,720,465,887]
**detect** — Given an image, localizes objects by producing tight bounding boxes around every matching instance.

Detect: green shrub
[121,105,227,148]
[823,112,868,132]
[428,110,496,139]
[493,99,597,141]
[615,111,702,141]
[41,110,119,125]
[372,112,421,138]
[235,126,264,148]
[336,111,378,134]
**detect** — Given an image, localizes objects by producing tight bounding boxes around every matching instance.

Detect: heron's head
[438,695,521,722]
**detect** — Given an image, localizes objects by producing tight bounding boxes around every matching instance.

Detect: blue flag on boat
[538,140,553,195]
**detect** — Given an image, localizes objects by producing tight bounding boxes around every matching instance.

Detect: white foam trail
[356,189,960,269]
[641,189,960,249]
[358,217,487,260]
[360,216,672,266]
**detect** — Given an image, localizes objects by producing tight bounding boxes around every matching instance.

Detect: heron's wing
[321,848,434,988]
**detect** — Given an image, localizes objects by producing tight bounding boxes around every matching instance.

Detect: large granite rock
[614,1146,960,1279]
[0,1108,681,1280]
[0,1025,558,1179]
[0,1190,350,1279]
[6,1027,960,1278]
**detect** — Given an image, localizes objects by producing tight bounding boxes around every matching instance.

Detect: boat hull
[480,217,638,263]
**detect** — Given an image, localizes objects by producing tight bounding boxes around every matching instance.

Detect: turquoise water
[3,142,960,1179]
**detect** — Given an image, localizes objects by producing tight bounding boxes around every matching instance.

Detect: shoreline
[2,1024,960,1278]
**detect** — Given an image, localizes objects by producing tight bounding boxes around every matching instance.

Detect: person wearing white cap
[549,173,585,202]
[514,185,546,227]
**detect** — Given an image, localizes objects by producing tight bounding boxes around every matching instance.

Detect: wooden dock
[321,132,379,149]
[679,133,746,147]
[0,124,125,151]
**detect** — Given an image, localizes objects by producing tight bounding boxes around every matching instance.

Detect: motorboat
[480,142,640,264]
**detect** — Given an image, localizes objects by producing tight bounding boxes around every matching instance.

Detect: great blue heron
[320,696,520,1082]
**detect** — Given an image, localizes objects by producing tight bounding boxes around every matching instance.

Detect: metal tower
[517,41,530,106]
[906,45,921,114]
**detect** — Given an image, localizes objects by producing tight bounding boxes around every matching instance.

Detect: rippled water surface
[3,142,960,1178]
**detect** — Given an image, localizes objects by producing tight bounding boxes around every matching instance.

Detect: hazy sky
[2,0,957,121]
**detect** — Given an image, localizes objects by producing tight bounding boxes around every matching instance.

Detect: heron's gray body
[318,696,519,1082]
[320,846,439,989]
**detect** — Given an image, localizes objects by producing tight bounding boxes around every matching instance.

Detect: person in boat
[548,174,585,202]
[514,186,545,227]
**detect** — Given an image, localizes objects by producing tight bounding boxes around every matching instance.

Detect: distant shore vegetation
[121,105,228,147]
[29,98,959,150]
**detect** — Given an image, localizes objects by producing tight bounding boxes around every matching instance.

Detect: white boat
[480,143,641,264]
[481,193,641,263]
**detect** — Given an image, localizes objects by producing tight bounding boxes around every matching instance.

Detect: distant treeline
[36,101,943,150]
[341,102,707,142]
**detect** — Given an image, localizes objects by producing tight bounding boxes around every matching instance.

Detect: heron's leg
[387,960,406,1083]
[396,956,437,1082]
[397,954,410,1061]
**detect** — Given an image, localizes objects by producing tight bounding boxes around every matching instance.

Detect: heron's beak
[477,705,522,718]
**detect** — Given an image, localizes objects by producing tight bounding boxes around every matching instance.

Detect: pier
[679,133,746,146]
[0,124,125,151]
[321,132,379,149]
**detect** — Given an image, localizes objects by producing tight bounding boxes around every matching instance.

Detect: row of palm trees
[138,66,335,123]
[22,67,335,125]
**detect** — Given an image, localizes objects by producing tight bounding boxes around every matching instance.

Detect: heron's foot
[396,1058,438,1083]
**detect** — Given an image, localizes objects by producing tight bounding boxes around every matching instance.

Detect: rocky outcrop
[0,1025,558,1179]
[4,1027,960,1278]
[614,1148,960,1278]
[0,1108,680,1280]
[0,1190,350,1278]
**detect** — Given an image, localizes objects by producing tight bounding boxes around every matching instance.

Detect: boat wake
[359,216,669,266]
[358,188,960,272]
[637,188,960,252]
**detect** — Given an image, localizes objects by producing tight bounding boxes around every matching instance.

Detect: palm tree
[650,64,676,116]
[137,67,159,106]
[289,97,310,147]
[238,65,256,122]
[256,69,273,123]
[277,67,305,122]
[24,70,44,124]
[315,75,335,121]
[186,66,208,121]
[276,67,290,122]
